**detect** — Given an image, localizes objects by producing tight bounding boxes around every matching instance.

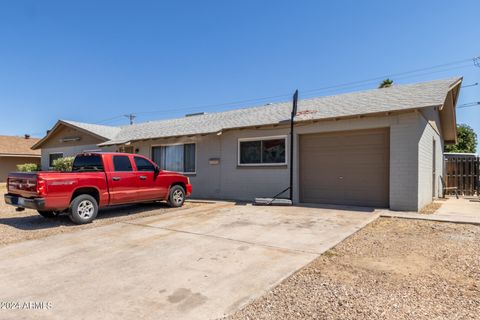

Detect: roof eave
[0,153,41,158]
[32,120,110,150]
[439,78,462,145]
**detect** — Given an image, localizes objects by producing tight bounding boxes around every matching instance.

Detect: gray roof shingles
[75,77,459,146]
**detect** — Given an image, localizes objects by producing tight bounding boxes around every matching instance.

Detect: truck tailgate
[7,172,39,198]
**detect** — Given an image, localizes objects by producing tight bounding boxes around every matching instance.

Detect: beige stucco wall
[0,156,41,182]
[39,125,114,170]
[40,126,105,149]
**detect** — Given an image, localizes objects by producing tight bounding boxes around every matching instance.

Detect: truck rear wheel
[68,194,98,224]
[168,185,185,207]
[37,210,56,218]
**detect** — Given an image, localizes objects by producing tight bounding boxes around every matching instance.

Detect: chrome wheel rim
[77,200,94,219]
[172,189,184,205]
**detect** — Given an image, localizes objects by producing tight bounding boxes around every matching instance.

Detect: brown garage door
[299,128,389,207]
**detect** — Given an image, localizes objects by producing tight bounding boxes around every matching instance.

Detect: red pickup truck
[4,152,192,224]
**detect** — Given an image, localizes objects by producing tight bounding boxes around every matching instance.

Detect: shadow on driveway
[0,202,171,231]
[294,202,376,213]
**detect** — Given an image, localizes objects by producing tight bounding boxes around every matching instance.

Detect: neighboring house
[32,77,462,211]
[0,135,41,182]
[31,121,120,169]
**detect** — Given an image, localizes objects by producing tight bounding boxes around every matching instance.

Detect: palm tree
[379,79,393,88]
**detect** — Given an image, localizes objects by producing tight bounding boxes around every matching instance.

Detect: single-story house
[32,77,462,211]
[0,135,41,182]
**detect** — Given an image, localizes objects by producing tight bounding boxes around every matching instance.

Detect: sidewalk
[380,197,480,225]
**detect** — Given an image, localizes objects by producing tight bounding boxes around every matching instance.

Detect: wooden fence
[444,156,479,196]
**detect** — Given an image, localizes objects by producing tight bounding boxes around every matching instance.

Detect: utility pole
[124,114,136,125]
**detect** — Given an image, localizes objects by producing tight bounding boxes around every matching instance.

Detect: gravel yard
[228,218,480,320]
[0,183,202,246]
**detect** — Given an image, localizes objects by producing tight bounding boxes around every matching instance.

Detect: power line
[301,60,473,96]
[93,55,479,125]
[458,102,480,109]
[300,63,472,100]
[462,82,478,88]
[94,115,125,124]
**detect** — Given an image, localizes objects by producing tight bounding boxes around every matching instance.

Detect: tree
[379,79,393,88]
[444,124,477,153]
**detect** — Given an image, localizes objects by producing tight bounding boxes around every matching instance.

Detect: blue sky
[0,0,479,148]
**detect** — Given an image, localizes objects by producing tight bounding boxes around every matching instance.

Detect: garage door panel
[300,128,389,208]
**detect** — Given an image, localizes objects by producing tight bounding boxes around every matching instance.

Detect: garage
[299,128,390,207]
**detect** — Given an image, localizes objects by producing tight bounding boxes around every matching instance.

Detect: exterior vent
[185,112,205,117]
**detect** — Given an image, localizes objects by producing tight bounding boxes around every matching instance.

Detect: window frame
[112,155,134,172]
[48,152,64,168]
[150,142,197,175]
[237,135,288,166]
[133,156,156,172]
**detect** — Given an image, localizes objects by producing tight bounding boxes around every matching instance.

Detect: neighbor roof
[32,120,122,149]
[0,135,41,156]
[60,120,122,140]
[99,77,462,146]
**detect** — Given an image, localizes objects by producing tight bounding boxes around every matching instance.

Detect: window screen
[152,144,196,173]
[113,156,133,172]
[239,138,286,164]
[49,153,63,167]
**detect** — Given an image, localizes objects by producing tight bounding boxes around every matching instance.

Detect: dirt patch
[0,183,204,246]
[419,201,443,214]
[228,218,480,320]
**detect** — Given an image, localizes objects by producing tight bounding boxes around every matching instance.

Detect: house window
[238,136,286,165]
[49,153,64,167]
[151,143,196,173]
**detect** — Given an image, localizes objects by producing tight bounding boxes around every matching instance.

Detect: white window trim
[237,135,288,166]
[48,152,64,168]
[150,142,197,175]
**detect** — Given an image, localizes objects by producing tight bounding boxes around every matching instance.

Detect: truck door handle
[139,176,147,180]
[112,177,121,181]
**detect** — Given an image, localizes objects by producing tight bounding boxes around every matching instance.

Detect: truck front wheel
[69,194,98,224]
[168,185,185,207]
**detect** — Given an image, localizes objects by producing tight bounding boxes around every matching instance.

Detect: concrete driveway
[0,202,378,320]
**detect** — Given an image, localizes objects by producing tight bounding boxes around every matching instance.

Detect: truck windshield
[72,155,104,172]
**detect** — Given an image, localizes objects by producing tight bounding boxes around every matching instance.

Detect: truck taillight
[37,178,47,196]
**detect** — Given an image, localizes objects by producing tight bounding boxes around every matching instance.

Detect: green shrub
[16,163,40,172]
[52,157,74,172]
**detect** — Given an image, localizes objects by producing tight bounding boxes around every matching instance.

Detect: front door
[133,156,167,200]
